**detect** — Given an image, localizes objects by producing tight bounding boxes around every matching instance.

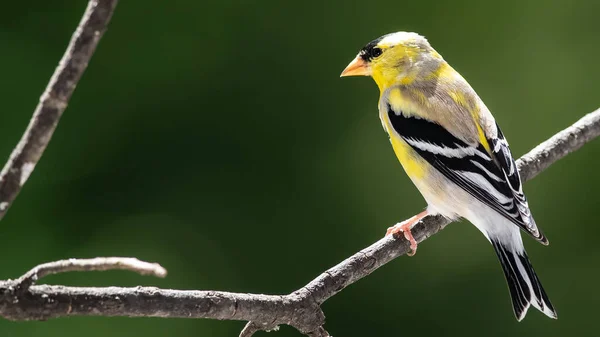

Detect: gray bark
[0,0,119,220]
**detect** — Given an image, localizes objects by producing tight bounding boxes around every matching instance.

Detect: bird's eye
[359,45,384,62]
[371,47,382,58]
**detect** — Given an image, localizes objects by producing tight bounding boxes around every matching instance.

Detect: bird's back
[380,61,497,148]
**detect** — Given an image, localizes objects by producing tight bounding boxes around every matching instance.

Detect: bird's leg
[385,210,428,256]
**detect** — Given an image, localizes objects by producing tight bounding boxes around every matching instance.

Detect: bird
[340,31,557,321]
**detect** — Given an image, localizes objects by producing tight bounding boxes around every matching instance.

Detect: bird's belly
[389,135,469,220]
[391,134,523,248]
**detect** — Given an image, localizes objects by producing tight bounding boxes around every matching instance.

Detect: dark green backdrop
[1,0,599,336]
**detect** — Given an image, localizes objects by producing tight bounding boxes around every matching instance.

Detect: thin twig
[0,108,598,336]
[0,0,118,220]
[239,322,262,337]
[15,258,167,291]
[307,327,332,337]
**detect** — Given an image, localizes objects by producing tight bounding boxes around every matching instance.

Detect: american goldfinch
[341,32,556,321]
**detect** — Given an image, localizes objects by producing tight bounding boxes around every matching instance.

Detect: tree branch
[517,110,600,182]
[0,0,118,220]
[0,108,598,336]
[14,257,167,292]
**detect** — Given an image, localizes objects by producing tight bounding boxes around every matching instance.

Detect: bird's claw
[385,210,428,256]
[386,221,418,256]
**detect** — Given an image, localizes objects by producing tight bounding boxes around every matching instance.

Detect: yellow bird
[341,32,556,321]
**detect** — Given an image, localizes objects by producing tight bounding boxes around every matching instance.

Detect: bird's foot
[386,221,418,256]
[385,210,428,256]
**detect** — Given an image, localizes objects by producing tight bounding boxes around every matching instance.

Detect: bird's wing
[387,106,547,244]
[486,123,547,240]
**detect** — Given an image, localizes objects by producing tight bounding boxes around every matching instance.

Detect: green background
[1,0,599,336]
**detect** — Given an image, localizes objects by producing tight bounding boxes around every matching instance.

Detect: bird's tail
[491,240,557,321]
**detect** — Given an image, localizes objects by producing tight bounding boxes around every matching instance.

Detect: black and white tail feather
[491,240,557,320]
[386,108,557,320]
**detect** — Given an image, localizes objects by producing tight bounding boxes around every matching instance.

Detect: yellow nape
[425,61,453,81]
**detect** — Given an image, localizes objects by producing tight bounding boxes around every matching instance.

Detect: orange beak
[340,56,370,77]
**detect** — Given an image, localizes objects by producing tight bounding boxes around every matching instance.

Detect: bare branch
[0,283,325,330]
[0,108,598,336]
[0,0,118,220]
[307,327,332,337]
[517,109,600,182]
[15,258,167,292]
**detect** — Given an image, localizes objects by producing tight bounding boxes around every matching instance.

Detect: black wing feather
[488,123,547,243]
[387,106,547,244]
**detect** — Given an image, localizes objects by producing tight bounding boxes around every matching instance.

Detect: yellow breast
[379,88,429,180]
[381,113,428,180]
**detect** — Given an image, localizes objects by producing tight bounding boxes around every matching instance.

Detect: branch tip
[239,322,261,337]
[307,327,331,337]
[16,257,167,291]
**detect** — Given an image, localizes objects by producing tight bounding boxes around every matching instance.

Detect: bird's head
[341,32,442,90]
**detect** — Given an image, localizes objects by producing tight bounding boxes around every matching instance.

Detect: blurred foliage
[1,0,599,336]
